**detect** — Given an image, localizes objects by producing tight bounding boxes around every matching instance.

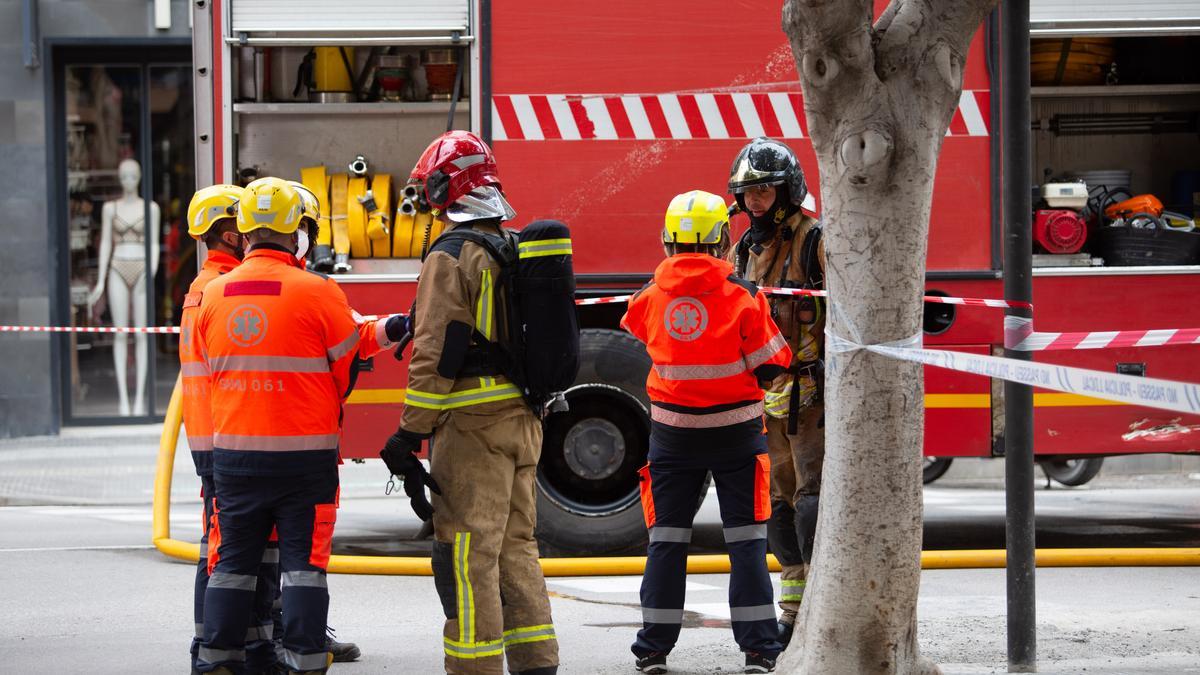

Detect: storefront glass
[62,59,194,420]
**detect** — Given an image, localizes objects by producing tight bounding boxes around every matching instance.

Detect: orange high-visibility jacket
[180,249,241,473]
[196,247,360,475]
[620,254,792,429]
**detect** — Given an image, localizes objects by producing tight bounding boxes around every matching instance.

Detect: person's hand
[379,431,441,521]
[87,283,105,314]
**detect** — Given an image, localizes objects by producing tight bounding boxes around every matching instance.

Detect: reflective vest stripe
[208,355,330,373]
[326,331,360,361]
[212,433,340,451]
[743,332,789,370]
[653,332,787,381]
[187,435,215,452]
[404,383,523,410]
[518,238,573,259]
[180,361,211,377]
[650,401,764,428]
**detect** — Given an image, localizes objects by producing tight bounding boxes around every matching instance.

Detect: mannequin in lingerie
[87,159,160,416]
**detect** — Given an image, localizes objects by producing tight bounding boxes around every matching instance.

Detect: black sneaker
[635,652,668,673]
[325,626,361,663]
[744,651,777,674]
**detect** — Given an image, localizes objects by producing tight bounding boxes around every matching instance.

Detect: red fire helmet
[410,130,503,211]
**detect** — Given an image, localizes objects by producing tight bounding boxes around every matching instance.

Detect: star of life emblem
[663,297,708,342]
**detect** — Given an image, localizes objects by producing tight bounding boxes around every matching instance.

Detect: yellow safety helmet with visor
[287,180,321,240]
[186,184,242,239]
[662,190,729,246]
[237,177,304,234]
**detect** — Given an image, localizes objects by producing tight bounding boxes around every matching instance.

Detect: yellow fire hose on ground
[153,378,1200,576]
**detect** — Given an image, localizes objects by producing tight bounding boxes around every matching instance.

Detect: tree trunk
[777,1,997,673]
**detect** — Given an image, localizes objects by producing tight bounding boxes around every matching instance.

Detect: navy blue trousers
[633,422,781,659]
[192,475,280,672]
[195,470,338,674]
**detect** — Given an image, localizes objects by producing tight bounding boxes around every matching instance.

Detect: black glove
[383,313,411,343]
[379,431,441,521]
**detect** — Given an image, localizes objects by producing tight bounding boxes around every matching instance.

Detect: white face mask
[295,229,310,260]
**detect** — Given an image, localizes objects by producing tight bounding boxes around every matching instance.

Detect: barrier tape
[574,288,1033,309]
[0,325,180,334]
[862,340,1200,415]
[1005,316,1200,352]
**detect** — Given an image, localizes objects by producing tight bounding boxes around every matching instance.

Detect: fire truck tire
[923,457,953,484]
[535,329,653,556]
[1039,457,1104,487]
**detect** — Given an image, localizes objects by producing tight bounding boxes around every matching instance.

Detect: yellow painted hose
[153,379,1200,575]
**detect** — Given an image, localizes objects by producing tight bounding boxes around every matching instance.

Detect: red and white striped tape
[1005,316,1200,352]
[758,287,1032,310]
[0,290,1035,334]
[0,325,180,334]
[492,90,990,141]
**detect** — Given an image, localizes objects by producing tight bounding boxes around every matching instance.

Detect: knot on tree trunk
[802,53,840,87]
[839,129,892,184]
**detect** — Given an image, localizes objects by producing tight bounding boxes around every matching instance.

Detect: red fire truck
[190,0,1200,553]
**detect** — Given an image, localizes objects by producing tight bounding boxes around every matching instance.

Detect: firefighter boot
[794,495,819,565]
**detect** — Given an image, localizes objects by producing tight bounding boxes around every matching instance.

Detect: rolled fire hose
[392,198,416,258]
[300,166,333,268]
[329,174,351,272]
[411,210,438,258]
[346,176,372,259]
[366,174,392,257]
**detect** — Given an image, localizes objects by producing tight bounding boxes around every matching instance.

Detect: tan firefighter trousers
[429,403,559,675]
[764,404,824,623]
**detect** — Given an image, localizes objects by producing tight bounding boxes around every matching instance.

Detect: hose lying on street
[153,378,1200,576]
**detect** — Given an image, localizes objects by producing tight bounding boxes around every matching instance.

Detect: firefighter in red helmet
[379,130,559,675]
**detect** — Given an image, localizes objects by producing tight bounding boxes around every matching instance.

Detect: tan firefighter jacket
[727,210,826,419]
[400,221,525,436]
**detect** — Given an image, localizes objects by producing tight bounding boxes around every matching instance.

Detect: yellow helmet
[237,177,304,234]
[287,181,320,224]
[186,184,242,239]
[662,190,729,245]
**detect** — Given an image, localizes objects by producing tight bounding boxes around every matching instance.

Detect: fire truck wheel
[535,329,653,556]
[1039,457,1104,487]
[923,457,954,484]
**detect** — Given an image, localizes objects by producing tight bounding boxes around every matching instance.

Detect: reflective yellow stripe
[454,532,472,644]
[503,623,557,647]
[781,580,806,587]
[518,238,573,259]
[444,636,503,659]
[404,383,523,410]
[476,268,494,340]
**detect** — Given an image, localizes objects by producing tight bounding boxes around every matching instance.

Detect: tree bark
[778,0,997,673]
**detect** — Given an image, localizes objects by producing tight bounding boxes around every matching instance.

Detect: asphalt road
[1,427,1199,673]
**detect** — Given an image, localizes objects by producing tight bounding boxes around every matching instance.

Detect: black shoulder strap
[800,222,823,289]
[431,228,517,267]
